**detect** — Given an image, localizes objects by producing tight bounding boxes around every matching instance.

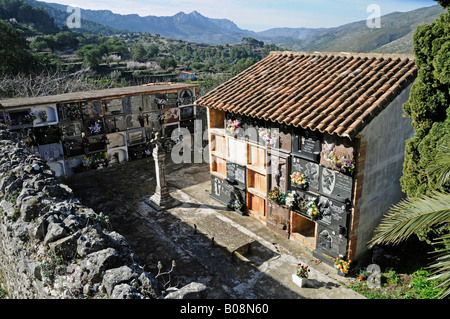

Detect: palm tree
[369,140,450,298]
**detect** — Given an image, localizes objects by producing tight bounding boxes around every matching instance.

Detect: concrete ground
[64,158,365,299]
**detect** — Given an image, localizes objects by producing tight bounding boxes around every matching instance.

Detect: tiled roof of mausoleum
[197,51,418,139]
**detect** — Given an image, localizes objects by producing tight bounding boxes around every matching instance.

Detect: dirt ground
[63,157,365,299]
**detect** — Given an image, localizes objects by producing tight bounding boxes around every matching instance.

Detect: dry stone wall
[0,129,164,299]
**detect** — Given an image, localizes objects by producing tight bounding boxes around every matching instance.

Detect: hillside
[19,1,445,53]
[262,5,445,53]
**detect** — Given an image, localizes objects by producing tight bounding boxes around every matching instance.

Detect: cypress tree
[401,4,450,198]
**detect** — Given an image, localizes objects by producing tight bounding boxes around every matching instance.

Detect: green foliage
[234,57,257,74]
[401,9,450,198]
[0,0,59,34]
[0,19,34,75]
[160,57,177,70]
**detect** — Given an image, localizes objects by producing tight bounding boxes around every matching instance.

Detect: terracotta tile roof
[197,51,417,139]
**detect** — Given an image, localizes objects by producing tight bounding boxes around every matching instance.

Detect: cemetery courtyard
[63,157,365,299]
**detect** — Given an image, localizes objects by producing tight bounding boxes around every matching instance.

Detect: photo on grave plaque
[319,167,353,202]
[317,196,349,234]
[291,156,321,191]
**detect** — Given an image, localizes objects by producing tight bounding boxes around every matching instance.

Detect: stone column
[147,133,180,210]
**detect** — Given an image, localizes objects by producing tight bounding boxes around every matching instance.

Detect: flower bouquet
[268,187,286,205]
[258,128,278,147]
[89,122,102,135]
[334,258,351,276]
[0,113,12,126]
[306,201,319,219]
[325,150,355,174]
[226,119,241,135]
[290,171,308,189]
[292,262,310,288]
[24,110,38,123]
[66,103,82,119]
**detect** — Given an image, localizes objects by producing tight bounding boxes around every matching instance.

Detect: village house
[196,51,418,265]
[0,83,199,177]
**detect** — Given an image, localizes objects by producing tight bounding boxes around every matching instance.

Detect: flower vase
[292,274,308,288]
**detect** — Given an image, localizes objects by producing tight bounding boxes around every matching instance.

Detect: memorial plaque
[128,144,147,161]
[313,224,349,267]
[122,96,132,114]
[130,95,143,112]
[210,175,247,215]
[320,134,355,175]
[319,167,353,202]
[62,137,84,158]
[104,115,127,133]
[291,156,321,192]
[317,196,350,235]
[180,106,194,121]
[267,150,290,193]
[292,190,320,219]
[127,128,146,145]
[84,119,105,136]
[103,99,123,116]
[58,102,85,122]
[47,161,65,177]
[86,135,107,154]
[34,125,61,145]
[292,130,321,162]
[166,92,178,108]
[161,108,180,125]
[142,94,158,111]
[60,121,82,138]
[38,143,64,162]
[226,161,246,190]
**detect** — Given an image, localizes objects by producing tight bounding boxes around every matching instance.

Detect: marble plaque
[103,99,123,116]
[34,125,61,145]
[319,167,353,202]
[104,115,127,133]
[38,143,64,162]
[62,137,84,158]
[313,224,349,266]
[226,161,246,190]
[320,134,355,175]
[106,132,126,149]
[291,156,321,192]
[162,108,180,125]
[60,121,82,138]
[317,196,350,235]
[292,130,321,162]
[210,175,247,215]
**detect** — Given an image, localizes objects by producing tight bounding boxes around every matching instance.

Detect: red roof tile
[197,51,418,139]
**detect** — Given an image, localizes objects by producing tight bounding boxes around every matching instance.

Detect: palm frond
[428,233,450,298]
[368,192,450,248]
[426,139,450,188]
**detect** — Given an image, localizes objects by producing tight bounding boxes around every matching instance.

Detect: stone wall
[0,129,164,299]
[354,83,415,259]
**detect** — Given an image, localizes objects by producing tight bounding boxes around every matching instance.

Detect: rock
[81,248,122,283]
[76,227,107,257]
[138,272,161,298]
[111,283,142,299]
[164,282,208,299]
[43,222,67,244]
[102,265,136,296]
[48,232,79,260]
[43,184,73,199]
[20,196,41,222]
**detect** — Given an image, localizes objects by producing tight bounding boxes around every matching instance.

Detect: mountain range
[24,0,445,53]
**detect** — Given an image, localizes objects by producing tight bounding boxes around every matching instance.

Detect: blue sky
[43,0,438,31]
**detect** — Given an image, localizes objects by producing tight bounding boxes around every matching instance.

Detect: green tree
[160,57,177,70]
[0,19,34,75]
[234,57,257,74]
[400,7,450,198]
[131,43,147,62]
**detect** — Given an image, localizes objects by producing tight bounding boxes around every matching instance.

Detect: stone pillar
[147,133,180,210]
